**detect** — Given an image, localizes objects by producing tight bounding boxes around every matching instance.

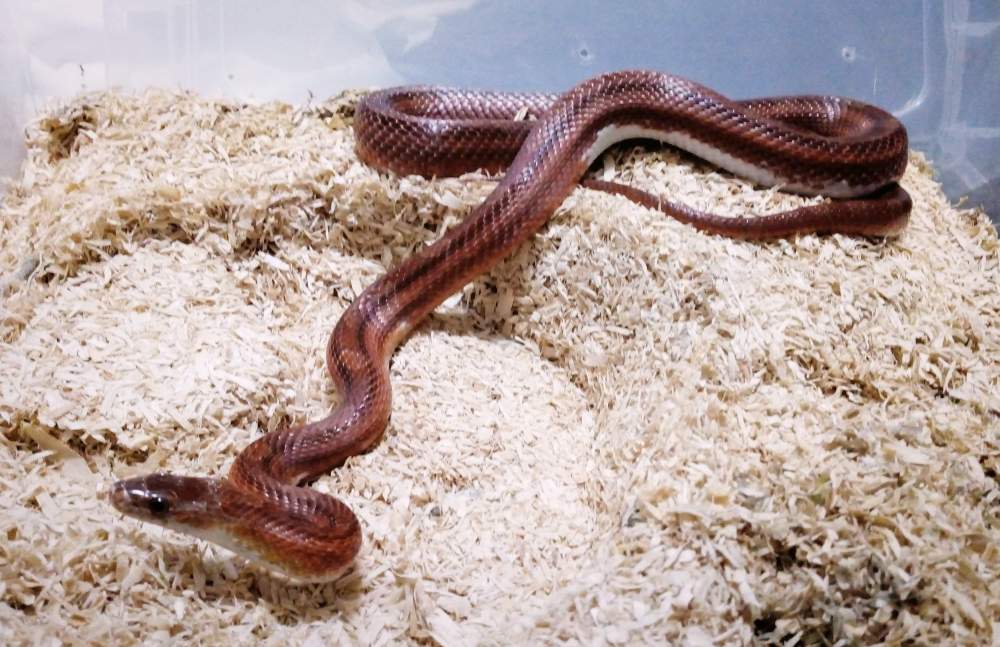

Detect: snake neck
[221,436,362,580]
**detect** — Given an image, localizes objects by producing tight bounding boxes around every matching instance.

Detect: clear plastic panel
[1,0,997,220]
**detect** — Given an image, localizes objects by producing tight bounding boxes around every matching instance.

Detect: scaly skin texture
[110,70,911,581]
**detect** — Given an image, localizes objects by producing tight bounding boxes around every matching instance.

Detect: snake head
[109,472,361,582]
[109,473,223,529]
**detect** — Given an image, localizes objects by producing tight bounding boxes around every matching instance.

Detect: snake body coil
[110,70,910,581]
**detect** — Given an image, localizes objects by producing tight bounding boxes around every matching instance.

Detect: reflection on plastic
[0,0,997,219]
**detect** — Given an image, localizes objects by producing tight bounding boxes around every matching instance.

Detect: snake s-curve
[110,70,911,581]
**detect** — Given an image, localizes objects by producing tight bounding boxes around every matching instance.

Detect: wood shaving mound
[1,89,998,645]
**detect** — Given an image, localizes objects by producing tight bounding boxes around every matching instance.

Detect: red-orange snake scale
[110,70,911,581]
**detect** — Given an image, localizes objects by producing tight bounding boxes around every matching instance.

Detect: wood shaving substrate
[0,88,997,647]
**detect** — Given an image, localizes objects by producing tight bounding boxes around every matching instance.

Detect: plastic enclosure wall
[0,0,997,221]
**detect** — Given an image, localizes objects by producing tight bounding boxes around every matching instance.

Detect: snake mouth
[106,480,124,506]
[107,479,132,508]
[96,482,114,503]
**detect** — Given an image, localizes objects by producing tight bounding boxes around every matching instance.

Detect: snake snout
[106,480,126,506]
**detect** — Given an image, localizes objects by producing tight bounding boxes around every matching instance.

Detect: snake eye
[147,494,170,516]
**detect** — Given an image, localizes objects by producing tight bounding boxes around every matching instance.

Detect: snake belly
[109,70,911,581]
